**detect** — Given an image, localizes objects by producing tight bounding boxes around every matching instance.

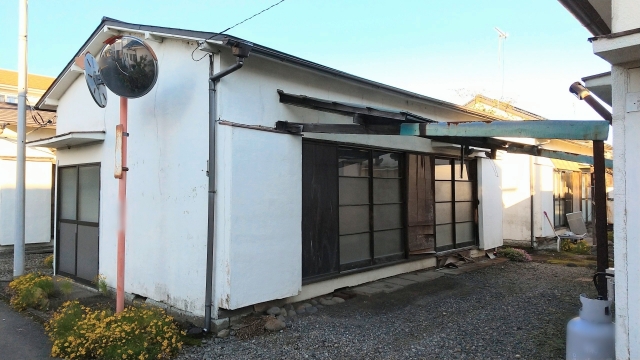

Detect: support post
[13,0,28,278]
[593,140,608,298]
[116,97,128,313]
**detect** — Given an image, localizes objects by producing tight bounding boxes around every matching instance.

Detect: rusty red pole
[116,97,128,313]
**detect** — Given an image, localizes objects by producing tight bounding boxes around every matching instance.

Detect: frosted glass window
[340,233,370,264]
[59,167,77,220]
[374,229,403,258]
[435,203,452,225]
[436,224,453,247]
[339,205,369,235]
[339,177,369,205]
[455,181,473,201]
[373,204,402,231]
[435,181,452,202]
[434,159,451,180]
[78,166,100,223]
[372,151,400,178]
[373,179,401,204]
[455,202,473,222]
[338,148,368,177]
[456,222,474,244]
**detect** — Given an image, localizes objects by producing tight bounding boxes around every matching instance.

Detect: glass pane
[59,167,78,220]
[339,205,369,235]
[373,204,402,231]
[434,159,451,180]
[338,148,368,177]
[374,229,403,258]
[436,224,453,247]
[456,222,474,243]
[435,202,452,225]
[78,166,100,223]
[454,160,469,180]
[372,151,400,178]
[455,181,473,201]
[455,202,473,222]
[373,178,401,204]
[340,233,370,264]
[339,177,369,205]
[435,181,452,202]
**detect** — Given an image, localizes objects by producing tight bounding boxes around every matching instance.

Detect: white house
[31,18,607,326]
[559,0,640,357]
[464,95,614,246]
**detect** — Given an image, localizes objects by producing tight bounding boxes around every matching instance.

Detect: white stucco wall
[54,37,211,316]
[215,124,302,310]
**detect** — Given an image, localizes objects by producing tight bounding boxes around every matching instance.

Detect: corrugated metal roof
[0,69,54,91]
[0,102,56,128]
[551,158,588,171]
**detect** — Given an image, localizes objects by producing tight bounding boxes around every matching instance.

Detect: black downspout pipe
[204,53,247,333]
[570,81,612,299]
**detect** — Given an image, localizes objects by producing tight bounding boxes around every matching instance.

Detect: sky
[0,0,612,121]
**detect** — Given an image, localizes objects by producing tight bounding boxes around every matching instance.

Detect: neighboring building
[464,95,614,245]
[31,18,606,325]
[560,0,640,357]
[0,69,56,247]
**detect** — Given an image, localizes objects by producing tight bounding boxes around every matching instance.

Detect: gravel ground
[178,261,597,360]
[0,252,53,280]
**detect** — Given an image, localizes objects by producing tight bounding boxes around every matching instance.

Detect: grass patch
[46,301,184,360]
[43,254,54,269]
[561,240,591,255]
[498,247,532,262]
[7,272,55,311]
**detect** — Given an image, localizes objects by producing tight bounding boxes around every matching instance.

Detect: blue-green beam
[507,146,613,169]
[399,120,610,141]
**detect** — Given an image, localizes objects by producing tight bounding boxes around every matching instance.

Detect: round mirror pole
[116,96,128,313]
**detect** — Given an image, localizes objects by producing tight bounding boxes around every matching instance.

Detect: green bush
[8,272,55,311]
[43,254,54,269]
[46,301,184,360]
[498,247,532,262]
[561,239,592,255]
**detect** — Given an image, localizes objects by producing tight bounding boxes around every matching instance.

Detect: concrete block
[350,285,384,296]
[211,318,229,332]
[413,271,444,281]
[367,281,404,293]
[380,277,417,286]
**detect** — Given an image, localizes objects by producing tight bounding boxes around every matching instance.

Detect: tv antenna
[81,35,159,314]
[494,27,508,102]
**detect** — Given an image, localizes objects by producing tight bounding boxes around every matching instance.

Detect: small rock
[266,306,281,315]
[280,308,287,316]
[296,308,306,314]
[319,298,336,306]
[284,304,294,311]
[186,326,203,337]
[277,315,286,322]
[296,305,307,313]
[332,297,345,303]
[217,329,229,338]
[288,310,297,317]
[311,299,318,305]
[316,304,324,309]
[230,330,236,336]
[302,303,313,308]
[307,306,318,314]
[515,355,521,359]
[264,318,286,331]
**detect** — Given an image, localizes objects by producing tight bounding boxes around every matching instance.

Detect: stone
[311,299,318,305]
[277,315,286,322]
[302,303,313,308]
[266,306,281,316]
[264,318,286,331]
[280,308,287,316]
[306,306,318,314]
[284,304,294,311]
[319,298,336,306]
[229,330,236,336]
[515,355,521,359]
[296,308,306,315]
[332,297,345,303]
[296,305,307,313]
[316,304,324,309]
[211,318,230,332]
[288,310,297,317]
[186,326,203,337]
[217,329,230,338]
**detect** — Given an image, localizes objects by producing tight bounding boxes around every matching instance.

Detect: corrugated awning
[551,159,588,171]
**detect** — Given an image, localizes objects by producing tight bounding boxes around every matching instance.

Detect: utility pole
[14,0,28,277]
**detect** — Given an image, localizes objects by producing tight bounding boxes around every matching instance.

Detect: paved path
[0,300,53,360]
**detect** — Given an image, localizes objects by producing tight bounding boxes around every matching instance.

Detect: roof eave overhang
[35,18,497,121]
[557,0,611,36]
[26,131,105,149]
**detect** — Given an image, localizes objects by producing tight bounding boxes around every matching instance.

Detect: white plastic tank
[566,294,615,360]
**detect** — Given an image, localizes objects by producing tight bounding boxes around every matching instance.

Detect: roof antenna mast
[494,27,508,103]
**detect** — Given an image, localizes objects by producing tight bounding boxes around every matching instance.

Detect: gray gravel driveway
[179,261,597,360]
